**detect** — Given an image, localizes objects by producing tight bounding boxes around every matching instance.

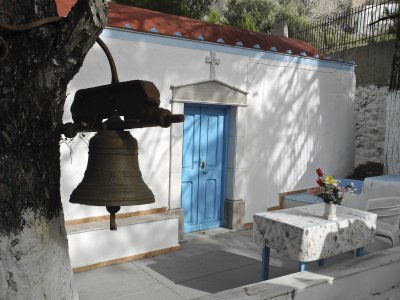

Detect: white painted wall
[61,28,355,224]
[243,60,355,219]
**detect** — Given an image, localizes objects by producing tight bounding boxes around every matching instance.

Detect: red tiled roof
[55,0,322,58]
[55,0,74,17]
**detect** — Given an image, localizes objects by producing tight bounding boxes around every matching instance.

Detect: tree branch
[369,12,400,26]
[390,22,400,91]
[55,0,108,81]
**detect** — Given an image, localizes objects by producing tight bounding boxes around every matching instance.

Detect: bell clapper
[106,206,121,231]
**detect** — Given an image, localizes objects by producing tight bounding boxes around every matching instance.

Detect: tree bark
[390,13,400,92]
[384,16,400,174]
[0,0,107,298]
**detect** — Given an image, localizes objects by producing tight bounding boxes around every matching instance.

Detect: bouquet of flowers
[308,168,354,205]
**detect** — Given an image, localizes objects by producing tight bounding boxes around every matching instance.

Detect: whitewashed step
[66,212,180,270]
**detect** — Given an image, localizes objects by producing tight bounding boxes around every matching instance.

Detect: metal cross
[205,51,220,80]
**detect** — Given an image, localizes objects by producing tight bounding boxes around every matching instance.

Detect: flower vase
[323,203,337,221]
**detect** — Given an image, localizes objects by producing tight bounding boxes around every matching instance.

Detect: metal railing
[292,0,399,53]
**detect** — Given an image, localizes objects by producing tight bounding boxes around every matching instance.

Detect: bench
[66,211,180,272]
[279,178,364,209]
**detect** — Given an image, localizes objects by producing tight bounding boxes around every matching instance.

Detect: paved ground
[73,228,394,300]
[360,285,400,300]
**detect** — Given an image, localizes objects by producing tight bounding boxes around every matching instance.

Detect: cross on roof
[205,51,220,80]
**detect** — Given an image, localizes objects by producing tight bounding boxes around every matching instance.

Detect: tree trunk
[384,16,400,174]
[384,91,400,174]
[0,1,107,298]
[0,212,77,299]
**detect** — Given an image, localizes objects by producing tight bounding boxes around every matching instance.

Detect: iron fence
[292,0,399,54]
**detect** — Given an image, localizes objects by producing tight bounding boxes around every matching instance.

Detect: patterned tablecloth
[253,203,376,262]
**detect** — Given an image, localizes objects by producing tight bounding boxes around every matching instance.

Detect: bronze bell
[70,129,155,230]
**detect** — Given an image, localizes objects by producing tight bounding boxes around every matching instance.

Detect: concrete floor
[73,228,392,300]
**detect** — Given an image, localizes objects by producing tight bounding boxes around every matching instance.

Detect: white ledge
[198,247,400,300]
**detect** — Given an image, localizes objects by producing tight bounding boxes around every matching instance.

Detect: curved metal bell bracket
[61,37,184,138]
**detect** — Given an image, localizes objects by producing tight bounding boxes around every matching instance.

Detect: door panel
[205,116,219,166]
[182,115,196,169]
[181,181,194,224]
[205,179,216,220]
[181,105,226,233]
[181,107,201,229]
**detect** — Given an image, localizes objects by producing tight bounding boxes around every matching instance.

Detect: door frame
[168,79,248,237]
[181,103,229,232]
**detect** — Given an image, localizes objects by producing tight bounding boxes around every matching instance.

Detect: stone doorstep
[198,246,400,300]
[66,211,180,271]
[65,211,180,235]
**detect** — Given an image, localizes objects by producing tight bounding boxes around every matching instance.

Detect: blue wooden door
[181,105,227,233]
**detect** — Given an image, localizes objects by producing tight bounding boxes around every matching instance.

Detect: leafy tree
[186,0,215,19]
[224,0,278,33]
[206,7,223,24]
[240,12,258,32]
[276,1,312,36]
[111,0,214,19]
[0,0,107,298]
[223,0,311,34]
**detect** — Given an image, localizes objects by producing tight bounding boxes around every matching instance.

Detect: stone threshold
[66,211,179,235]
[65,207,167,226]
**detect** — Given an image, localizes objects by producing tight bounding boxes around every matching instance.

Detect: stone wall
[353,85,388,166]
[305,0,352,18]
[306,0,371,18]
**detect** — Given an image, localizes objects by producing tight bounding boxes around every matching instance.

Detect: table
[253,203,377,280]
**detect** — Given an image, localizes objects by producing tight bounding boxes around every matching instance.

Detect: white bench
[66,211,180,271]
[279,178,364,209]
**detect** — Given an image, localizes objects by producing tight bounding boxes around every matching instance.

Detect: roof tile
[56,0,323,58]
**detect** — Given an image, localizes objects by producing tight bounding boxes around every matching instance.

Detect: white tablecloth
[253,204,376,261]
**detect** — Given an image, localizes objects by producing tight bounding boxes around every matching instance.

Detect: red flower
[316,179,324,186]
[308,187,321,196]
[316,168,324,177]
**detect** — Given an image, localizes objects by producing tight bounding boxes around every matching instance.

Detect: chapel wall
[61,28,356,223]
[241,62,355,219]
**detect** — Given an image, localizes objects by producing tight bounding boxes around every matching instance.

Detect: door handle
[200,160,205,169]
[200,160,208,174]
